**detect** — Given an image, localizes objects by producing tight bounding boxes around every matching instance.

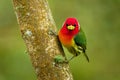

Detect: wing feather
[74,28,87,52]
[74,28,89,62]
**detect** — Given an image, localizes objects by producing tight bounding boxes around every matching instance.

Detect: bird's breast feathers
[58,33,74,47]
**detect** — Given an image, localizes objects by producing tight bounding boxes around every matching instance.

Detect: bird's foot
[54,55,69,64]
[25,50,28,54]
[48,28,57,36]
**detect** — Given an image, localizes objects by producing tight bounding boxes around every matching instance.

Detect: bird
[58,17,89,62]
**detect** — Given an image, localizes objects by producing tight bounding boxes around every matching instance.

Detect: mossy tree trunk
[12,0,73,80]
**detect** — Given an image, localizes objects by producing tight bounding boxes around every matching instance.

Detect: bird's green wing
[74,28,87,52]
[74,28,89,62]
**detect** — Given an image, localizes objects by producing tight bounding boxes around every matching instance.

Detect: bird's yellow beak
[67,25,75,30]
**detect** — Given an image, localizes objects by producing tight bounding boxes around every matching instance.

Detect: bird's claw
[54,55,69,64]
[48,29,57,36]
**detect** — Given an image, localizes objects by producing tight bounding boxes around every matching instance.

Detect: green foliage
[0,0,120,80]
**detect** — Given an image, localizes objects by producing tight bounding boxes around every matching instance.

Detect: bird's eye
[66,24,69,26]
[73,24,76,27]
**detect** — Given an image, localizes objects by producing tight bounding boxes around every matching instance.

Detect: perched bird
[58,17,89,62]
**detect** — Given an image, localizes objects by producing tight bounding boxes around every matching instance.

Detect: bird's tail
[78,46,89,62]
[83,52,89,62]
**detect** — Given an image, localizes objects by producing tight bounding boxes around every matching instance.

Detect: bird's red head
[60,17,80,36]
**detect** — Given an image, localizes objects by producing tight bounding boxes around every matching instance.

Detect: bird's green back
[74,28,87,51]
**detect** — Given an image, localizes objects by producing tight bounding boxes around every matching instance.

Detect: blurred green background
[0,0,120,80]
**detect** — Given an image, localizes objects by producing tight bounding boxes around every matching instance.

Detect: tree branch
[12,0,73,80]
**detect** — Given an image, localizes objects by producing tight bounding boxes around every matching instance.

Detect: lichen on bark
[13,0,73,80]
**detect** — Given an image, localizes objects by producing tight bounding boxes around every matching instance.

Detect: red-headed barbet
[58,17,89,62]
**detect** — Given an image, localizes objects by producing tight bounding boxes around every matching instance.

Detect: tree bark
[12,0,73,80]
